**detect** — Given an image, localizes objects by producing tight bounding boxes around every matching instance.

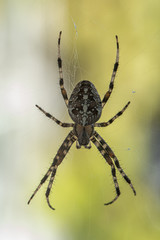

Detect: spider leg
[102,35,119,108]
[28,131,76,209]
[27,166,53,205]
[94,131,136,195]
[58,31,69,107]
[46,168,57,210]
[94,101,130,127]
[91,135,120,205]
[36,105,74,127]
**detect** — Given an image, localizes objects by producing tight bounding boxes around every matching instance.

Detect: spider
[28,31,136,210]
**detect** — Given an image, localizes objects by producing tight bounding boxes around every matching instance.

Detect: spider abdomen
[68,80,102,126]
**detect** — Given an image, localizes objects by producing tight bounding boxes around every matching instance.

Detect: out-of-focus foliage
[0,0,160,239]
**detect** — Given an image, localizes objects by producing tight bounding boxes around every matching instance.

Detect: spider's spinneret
[68,80,102,126]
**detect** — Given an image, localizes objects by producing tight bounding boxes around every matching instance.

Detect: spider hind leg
[101,35,119,108]
[58,31,69,106]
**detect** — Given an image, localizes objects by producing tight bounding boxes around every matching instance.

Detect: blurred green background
[1,0,160,239]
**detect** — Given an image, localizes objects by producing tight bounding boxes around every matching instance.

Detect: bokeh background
[1,0,160,239]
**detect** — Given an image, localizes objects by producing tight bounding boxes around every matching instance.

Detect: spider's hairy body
[68,80,102,126]
[73,124,94,148]
[28,31,136,211]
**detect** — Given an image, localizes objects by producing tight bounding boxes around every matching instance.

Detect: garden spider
[28,31,136,210]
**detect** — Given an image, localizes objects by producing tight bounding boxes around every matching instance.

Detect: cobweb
[63,23,86,96]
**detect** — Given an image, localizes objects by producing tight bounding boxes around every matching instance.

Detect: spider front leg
[45,168,57,210]
[57,31,69,107]
[102,35,119,108]
[91,135,121,205]
[94,131,136,196]
[27,166,54,205]
[28,131,76,210]
[95,101,130,127]
[36,104,74,127]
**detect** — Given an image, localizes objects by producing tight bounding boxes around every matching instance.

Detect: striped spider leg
[91,134,120,204]
[91,131,136,205]
[94,101,130,127]
[58,31,68,107]
[35,104,74,127]
[28,131,76,210]
[101,35,119,108]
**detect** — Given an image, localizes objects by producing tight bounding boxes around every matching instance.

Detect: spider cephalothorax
[28,31,136,210]
[73,124,94,148]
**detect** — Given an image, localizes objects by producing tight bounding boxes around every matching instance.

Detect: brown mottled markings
[28,31,136,210]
